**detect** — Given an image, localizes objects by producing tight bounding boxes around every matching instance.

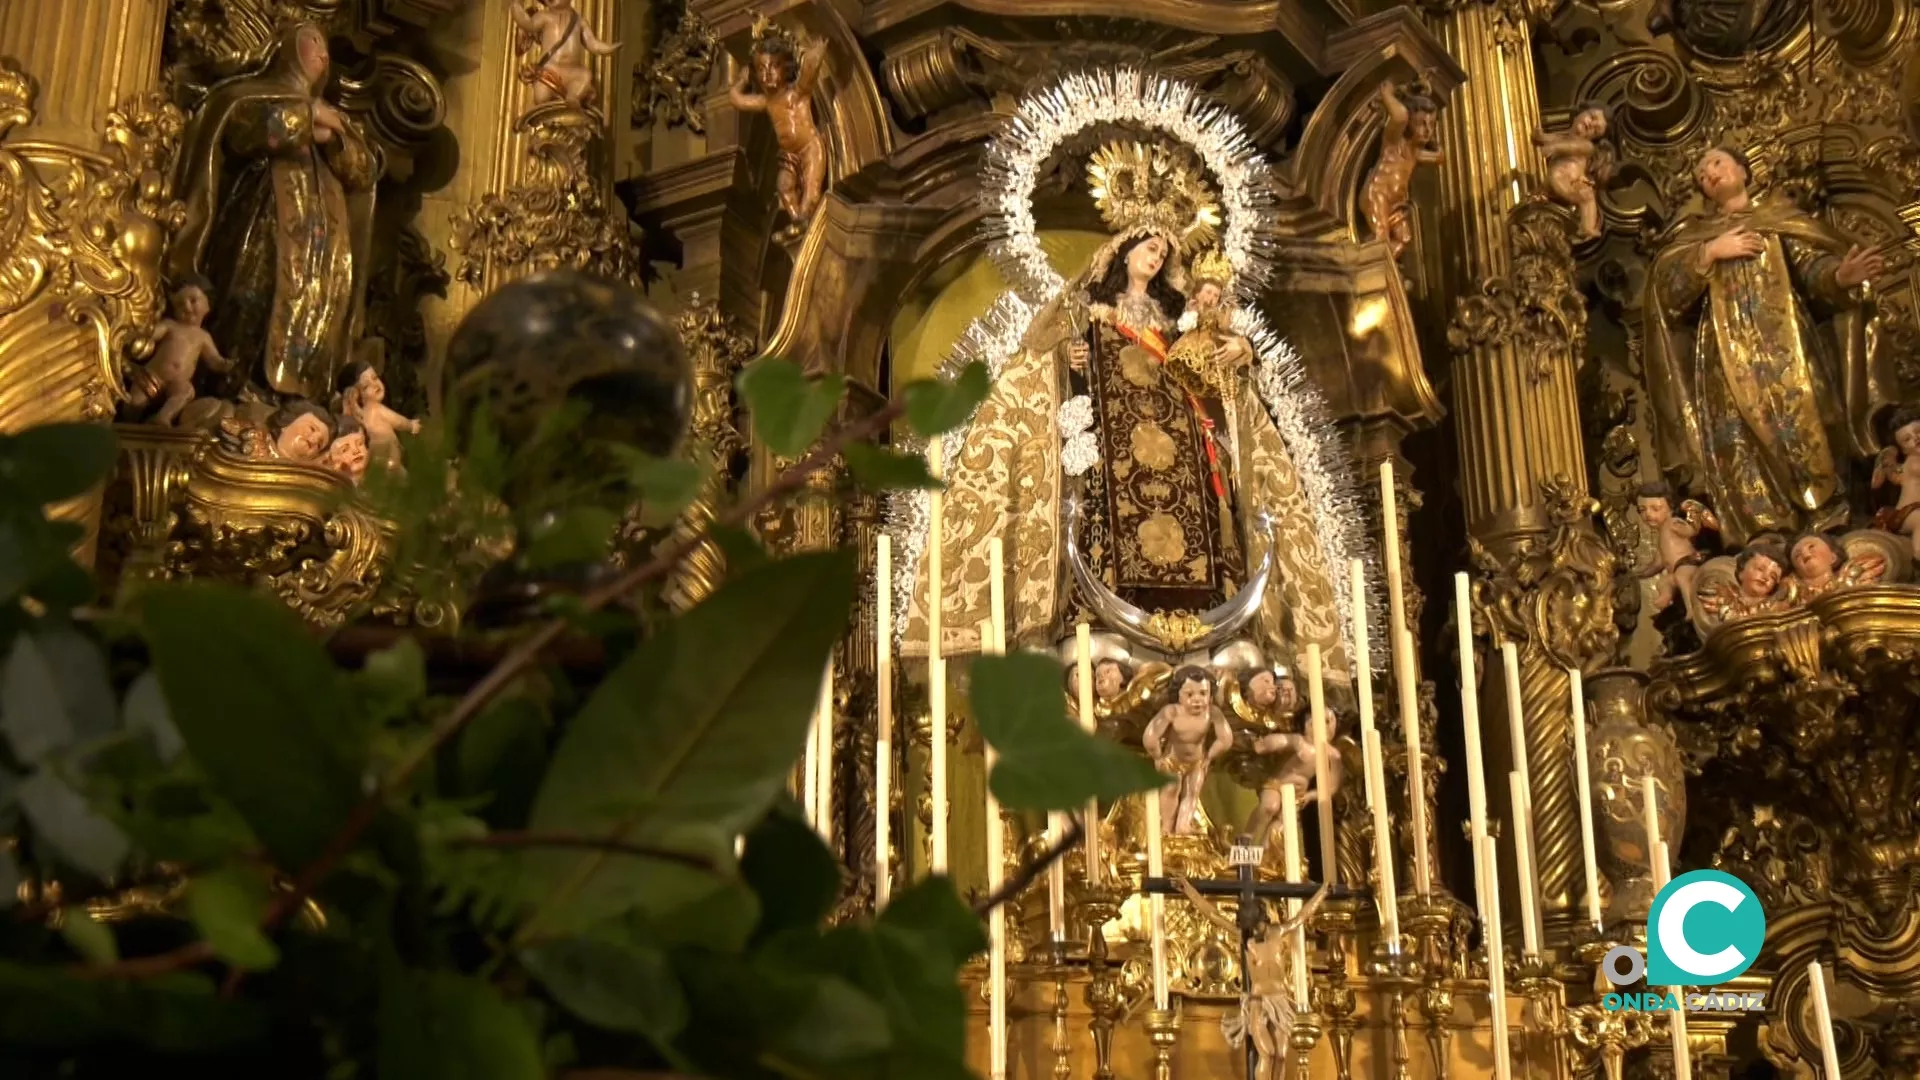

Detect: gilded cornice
[1650,587,1920,712]
[1267,237,1443,430]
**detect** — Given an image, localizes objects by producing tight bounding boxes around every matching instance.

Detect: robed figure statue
[1644,147,1891,545]
[904,142,1342,662]
[168,21,380,404]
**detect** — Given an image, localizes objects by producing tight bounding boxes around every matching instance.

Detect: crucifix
[1140,835,1357,1080]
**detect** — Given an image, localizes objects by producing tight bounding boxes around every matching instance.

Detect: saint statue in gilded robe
[168,21,380,405]
[904,141,1342,663]
[1644,147,1891,546]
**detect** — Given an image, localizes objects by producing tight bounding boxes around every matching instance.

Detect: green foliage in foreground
[0,359,1160,1079]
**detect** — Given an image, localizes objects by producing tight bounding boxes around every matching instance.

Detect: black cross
[1139,834,1361,1080]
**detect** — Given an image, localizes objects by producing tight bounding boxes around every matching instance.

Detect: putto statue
[730,16,828,234]
[510,0,620,109]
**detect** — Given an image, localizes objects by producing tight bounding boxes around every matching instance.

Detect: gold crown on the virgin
[1087,141,1222,253]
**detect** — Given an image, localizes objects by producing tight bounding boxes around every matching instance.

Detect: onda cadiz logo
[1601,870,1768,1013]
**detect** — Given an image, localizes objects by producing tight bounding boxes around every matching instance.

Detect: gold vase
[1586,668,1685,926]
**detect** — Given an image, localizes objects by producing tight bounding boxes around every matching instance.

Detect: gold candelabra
[1145,1003,1180,1080]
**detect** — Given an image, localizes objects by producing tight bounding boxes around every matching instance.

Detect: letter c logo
[1647,870,1766,987]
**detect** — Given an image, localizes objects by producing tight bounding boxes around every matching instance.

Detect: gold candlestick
[1291,996,1324,1080]
[1050,938,1073,1080]
[1368,943,1416,1080]
[1406,895,1462,1080]
[1082,889,1125,1080]
[1316,895,1362,1080]
[1564,939,1654,1080]
[1145,1004,1180,1080]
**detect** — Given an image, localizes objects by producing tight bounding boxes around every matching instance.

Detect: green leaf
[877,876,987,970]
[0,424,118,503]
[186,867,279,971]
[742,800,841,942]
[902,361,991,437]
[711,525,769,576]
[0,964,265,1050]
[355,636,427,728]
[971,652,1165,812]
[378,969,545,1080]
[523,550,856,929]
[139,585,362,869]
[674,950,893,1074]
[523,505,619,569]
[17,772,128,880]
[0,510,84,605]
[736,358,846,458]
[843,443,942,491]
[1,624,117,764]
[616,450,709,527]
[59,908,119,964]
[520,935,688,1044]
[122,670,183,762]
[454,696,548,830]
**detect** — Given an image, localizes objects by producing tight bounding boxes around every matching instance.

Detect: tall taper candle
[1568,666,1604,931]
[928,437,947,874]
[1145,782,1170,1008]
[1807,961,1844,1080]
[875,536,893,906]
[1379,463,1431,895]
[1455,575,1491,842]
[1654,836,1691,1080]
[981,617,1007,1078]
[1305,644,1337,885]
[1349,559,1378,811]
[815,659,834,838]
[1076,621,1101,887]
[1509,771,1541,955]
[1499,641,1542,940]
[1642,775,1664,888]
[1481,838,1514,1080]
[1281,782,1310,1002]
[1363,727,1401,947]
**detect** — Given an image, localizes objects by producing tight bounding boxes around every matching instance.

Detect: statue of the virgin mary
[903,140,1345,666]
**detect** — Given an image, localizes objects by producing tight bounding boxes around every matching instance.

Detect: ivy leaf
[674,950,893,1074]
[615,449,709,527]
[356,637,427,727]
[523,550,856,929]
[59,908,119,964]
[711,525,769,577]
[186,867,279,971]
[971,652,1164,812]
[0,965,265,1050]
[378,970,545,1080]
[17,772,129,880]
[122,670,183,762]
[520,935,688,1046]
[453,696,548,830]
[742,800,841,942]
[876,876,987,970]
[843,443,942,491]
[736,358,846,458]
[139,585,363,869]
[1,623,117,765]
[522,505,619,569]
[902,361,991,437]
[0,424,118,504]
[0,510,84,605]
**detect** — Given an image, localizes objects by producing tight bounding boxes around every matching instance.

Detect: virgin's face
[1126,237,1168,281]
[1792,538,1836,581]
[296,29,330,86]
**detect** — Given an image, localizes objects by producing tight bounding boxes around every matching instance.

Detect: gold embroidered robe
[1643,196,1892,545]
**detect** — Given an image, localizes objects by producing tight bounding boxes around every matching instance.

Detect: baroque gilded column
[1421,0,1616,945]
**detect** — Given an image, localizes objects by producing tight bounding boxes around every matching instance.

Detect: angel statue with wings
[901,138,1346,669]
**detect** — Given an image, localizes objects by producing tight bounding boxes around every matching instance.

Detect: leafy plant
[0,358,1160,1079]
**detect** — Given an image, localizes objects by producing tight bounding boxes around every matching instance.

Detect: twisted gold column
[1424,0,1613,946]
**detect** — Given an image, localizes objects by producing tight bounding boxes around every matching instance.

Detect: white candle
[1509,771,1541,956]
[1349,559,1378,812]
[876,536,893,906]
[1380,464,1431,897]
[1146,783,1169,1008]
[929,437,947,874]
[1481,838,1514,1080]
[1456,575,1491,847]
[1305,644,1337,886]
[1076,621,1101,888]
[989,537,1007,653]
[982,625,1007,1079]
[1569,666,1604,931]
[815,660,834,838]
[1281,782,1310,1003]
[1807,961,1844,1080]
[1499,641,1542,938]
[1665,842,1690,1080]
[1642,775,1665,888]
[1363,727,1401,948]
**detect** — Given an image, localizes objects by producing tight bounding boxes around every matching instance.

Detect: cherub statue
[1068,656,1133,704]
[729,18,828,233]
[1783,532,1884,604]
[322,417,370,485]
[1143,666,1234,836]
[510,0,620,109]
[126,276,233,427]
[269,401,334,464]
[1696,542,1787,622]
[1534,103,1615,239]
[1634,481,1718,619]
[337,361,420,471]
[1179,876,1331,1080]
[1243,733,1316,852]
[1873,406,1920,557]
[1362,82,1443,259]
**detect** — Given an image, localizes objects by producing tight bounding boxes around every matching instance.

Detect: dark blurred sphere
[445,270,691,458]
